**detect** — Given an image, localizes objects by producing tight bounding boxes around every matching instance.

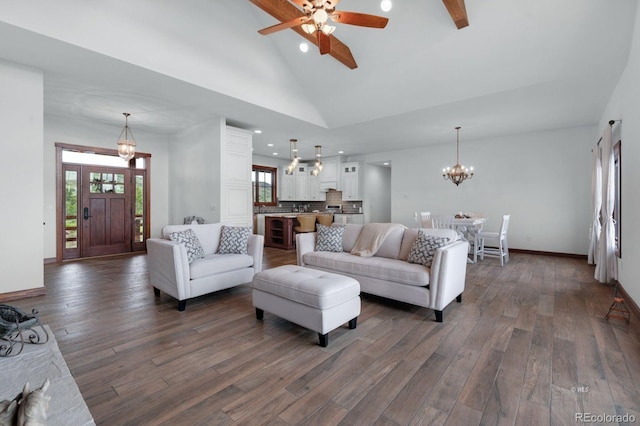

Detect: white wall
[599,5,640,307]
[354,125,596,255]
[0,1,325,127]
[44,115,171,250]
[168,117,223,225]
[0,59,44,293]
[252,154,288,169]
[363,164,391,223]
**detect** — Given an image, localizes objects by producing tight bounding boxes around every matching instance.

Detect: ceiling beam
[442,0,469,29]
[249,0,358,69]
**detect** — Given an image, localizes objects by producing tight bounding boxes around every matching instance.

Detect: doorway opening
[56,143,151,261]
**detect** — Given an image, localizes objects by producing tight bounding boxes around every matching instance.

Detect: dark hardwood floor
[9,249,640,425]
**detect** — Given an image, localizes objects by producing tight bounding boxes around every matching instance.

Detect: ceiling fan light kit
[250,0,388,68]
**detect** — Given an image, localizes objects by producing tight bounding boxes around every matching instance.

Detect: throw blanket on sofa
[350,223,407,257]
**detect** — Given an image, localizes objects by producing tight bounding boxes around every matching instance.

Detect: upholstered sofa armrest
[428,240,469,311]
[296,232,317,266]
[146,238,191,301]
[248,234,264,273]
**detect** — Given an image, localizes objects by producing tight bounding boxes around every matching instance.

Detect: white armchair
[146,223,264,311]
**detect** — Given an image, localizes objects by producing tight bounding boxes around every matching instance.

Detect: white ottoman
[252,265,361,347]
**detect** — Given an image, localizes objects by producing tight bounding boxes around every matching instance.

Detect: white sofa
[146,223,264,311]
[296,224,469,322]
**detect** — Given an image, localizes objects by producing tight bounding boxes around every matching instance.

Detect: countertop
[262,212,334,217]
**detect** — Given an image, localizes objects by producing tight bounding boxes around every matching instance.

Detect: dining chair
[414,211,432,228]
[431,215,455,230]
[475,214,510,266]
[420,212,433,228]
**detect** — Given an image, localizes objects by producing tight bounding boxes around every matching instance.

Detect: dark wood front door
[81,167,132,257]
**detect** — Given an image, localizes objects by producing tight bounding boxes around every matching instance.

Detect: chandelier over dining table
[443,126,474,186]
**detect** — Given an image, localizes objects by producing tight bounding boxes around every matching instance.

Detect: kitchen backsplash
[254,189,362,214]
[325,190,342,205]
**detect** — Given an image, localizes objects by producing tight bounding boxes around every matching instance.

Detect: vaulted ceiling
[0,0,636,162]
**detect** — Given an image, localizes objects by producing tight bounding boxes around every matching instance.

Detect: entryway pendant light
[116,112,137,162]
[286,139,299,175]
[311,145,323,176]
[442,126,474,186]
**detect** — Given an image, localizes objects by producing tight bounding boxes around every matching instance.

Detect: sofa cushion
[316,224,345,252]
[340,224,364,252]
[302,251,430,287]
[189,253,255,280]
[407,231,450,267]
[374,226,405,259]
[162,223,223,255]
[399,228,458,261]
[168,229,205,264]
[217,226,251,254]
[336,224,405,260]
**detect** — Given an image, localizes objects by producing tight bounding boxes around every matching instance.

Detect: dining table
[452,216,486,228]
[452,216,487,263]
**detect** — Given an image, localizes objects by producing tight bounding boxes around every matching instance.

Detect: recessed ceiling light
[272,152,278,156]
[338,150,344,154]
[383,162,390,165]
[267,143,274,147]
[254,129,262,134]
[299,43,309,53]
[380,0,392,12]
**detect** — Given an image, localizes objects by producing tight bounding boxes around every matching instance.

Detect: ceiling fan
[249,0,389,69]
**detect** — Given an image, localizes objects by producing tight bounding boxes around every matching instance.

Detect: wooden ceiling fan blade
[317,31,331,55]
[330,11,389,28]
[249,0,306,23]
[293,26,357,68]
[258,16,310,35]
[328,37,357,69]
[249,0,357,69]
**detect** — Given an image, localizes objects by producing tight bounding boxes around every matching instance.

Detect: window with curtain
[252,165,277,206]
[614,140,621,257]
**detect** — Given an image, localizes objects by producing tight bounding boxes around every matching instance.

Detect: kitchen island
[264,215,297,249]
[262,213,334,250]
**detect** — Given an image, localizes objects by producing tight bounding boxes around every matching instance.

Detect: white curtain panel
[587,146,602,265]
[594,125,618,283]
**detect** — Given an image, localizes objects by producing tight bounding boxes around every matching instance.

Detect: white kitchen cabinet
[334,213,364,224]
[294,163,308,200]
[306,172,324,201]
[279,167,295,201]
[341,162,362,200]
[319,156,341,191]
[279,162,326,201]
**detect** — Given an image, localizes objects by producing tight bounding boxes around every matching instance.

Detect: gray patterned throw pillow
[407,231,450,268]
[217,226,250,254]
[315,224,345,252]
[169,228,206,264]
